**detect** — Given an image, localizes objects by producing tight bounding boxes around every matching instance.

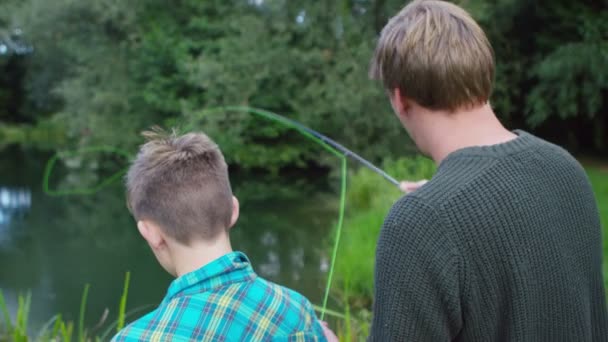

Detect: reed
[0,272,133,341]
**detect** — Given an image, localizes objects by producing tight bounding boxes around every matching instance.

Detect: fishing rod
[208,106,401,188]
[276,114,400,188]
[44,106,400,194]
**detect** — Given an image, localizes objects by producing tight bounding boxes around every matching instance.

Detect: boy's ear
[228,196,239,229]
[137,220,165,249]
[390,87,410,118]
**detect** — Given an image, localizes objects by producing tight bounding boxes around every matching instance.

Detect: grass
[330,158,608,341]
[586,167,608,290]
[116,271,131,334]
[329,156,436,340]
[332,157,436,306]
[0,272,131,342]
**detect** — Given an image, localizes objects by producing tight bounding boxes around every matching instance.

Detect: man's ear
[137,220,165,249]
[390,87,410,118]
[228,196,240,229]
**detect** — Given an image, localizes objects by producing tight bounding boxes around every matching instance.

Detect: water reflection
[0,187,31,245]
[0,160,337,332]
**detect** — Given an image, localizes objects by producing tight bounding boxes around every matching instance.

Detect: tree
[525,2,608,151]
[7,0,406,169]
[5,0,607,166]
[470,0,608,153]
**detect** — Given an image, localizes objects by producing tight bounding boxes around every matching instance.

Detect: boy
[112,129,326,341]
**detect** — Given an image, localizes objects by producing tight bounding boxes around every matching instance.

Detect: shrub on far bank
[586,167,608,293]
[332,156,436,309]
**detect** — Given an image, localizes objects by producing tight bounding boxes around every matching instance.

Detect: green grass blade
[16,295,23,333]
[15,292,30,340]
[61,321,74,342]
[23,292,31,334]
[51,314,64,339]
[0,290,13,334]
[116,271,131,333]
[100,304,154,341]
[60,321,68,340]
[78,284,90,342]
[312,305,347,320]
[36,314,59,341]
[344,283,352,342]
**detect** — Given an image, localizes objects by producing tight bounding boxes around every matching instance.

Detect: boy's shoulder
[112,270,325,341]
[253,276,315,309]
[110,309,162,342]
[227,275,324,336]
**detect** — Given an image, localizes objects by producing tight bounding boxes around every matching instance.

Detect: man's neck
[424,104,517,164]
[170,234,233,277]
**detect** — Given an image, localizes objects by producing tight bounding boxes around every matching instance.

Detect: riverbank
[587,166,608,289]
[0,273,132,342]
[0,122,66,151]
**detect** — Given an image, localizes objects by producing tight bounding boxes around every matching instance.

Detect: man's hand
[399,180,428,193]
[320,321,339,342]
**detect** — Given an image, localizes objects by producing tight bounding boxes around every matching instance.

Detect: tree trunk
[373,0,387,34]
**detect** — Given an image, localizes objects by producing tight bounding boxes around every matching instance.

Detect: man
[364,0,608,341]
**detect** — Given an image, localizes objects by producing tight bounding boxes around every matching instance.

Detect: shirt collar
[163,251,256,303]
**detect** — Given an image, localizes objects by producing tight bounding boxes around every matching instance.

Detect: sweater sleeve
[369,195,463,342]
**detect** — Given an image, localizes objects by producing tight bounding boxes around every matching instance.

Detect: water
[0,148,337,333]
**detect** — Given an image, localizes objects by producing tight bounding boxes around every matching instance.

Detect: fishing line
[42,106,400,321]
[320,156,347,321]
[43,146,131,196]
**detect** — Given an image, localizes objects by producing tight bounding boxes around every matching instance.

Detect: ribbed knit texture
[369,131,608,341]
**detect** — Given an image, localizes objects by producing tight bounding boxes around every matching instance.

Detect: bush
[328,156,436,340]
[334,156,436,306]
[586,166,608,295]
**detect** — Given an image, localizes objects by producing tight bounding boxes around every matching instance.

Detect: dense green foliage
[587,166,608,288]
[1,0,606,171]
[477,0,608,151]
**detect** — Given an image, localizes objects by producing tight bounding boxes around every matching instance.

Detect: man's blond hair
[126,128,233,244]
[370,0,494,111]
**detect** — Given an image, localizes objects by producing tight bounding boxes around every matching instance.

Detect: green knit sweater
[370,131,608,341]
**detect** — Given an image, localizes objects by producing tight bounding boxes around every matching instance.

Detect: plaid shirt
[112,252,326,342]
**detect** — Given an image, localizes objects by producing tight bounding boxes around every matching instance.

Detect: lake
[0,147,338,334]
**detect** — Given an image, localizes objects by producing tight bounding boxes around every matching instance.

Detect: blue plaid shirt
[112,252,326,341]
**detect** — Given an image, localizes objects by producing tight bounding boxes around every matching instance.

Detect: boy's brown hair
[369,0,494,111]
[126,128,233,244]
